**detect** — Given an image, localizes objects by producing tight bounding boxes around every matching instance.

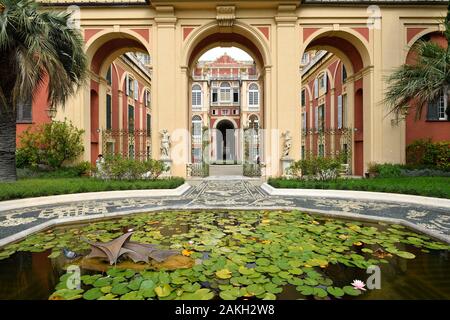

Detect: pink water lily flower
[351,279,367,291]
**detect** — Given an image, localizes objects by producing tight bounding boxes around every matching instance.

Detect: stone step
[208,165,243,176]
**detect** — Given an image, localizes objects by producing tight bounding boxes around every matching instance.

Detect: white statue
[282,130,292,158]
[160,129,171,159]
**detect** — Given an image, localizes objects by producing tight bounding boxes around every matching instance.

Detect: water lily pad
[155,284,173,298]
[93,277,112,288]
[296,285,314,296]
[327,287,344,297]
[179,288,214,300]
[49,289,83,300]
[343,286,361,296]
[216,269,232,279]
[395,251,416,259]
[83,288,103,300]
[262,292,276,300]
[120,291,144,300]
[246,284,265,296]
[255,258,270,266]
[111,283,130,295]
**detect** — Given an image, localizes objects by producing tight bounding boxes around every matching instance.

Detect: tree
[0,0,87,181]
[384,3,450,122]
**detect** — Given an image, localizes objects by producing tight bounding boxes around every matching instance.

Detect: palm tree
[0,0,87,181]
[385,3,450,122]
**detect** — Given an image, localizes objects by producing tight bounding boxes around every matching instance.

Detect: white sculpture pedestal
[160,158,172,178]
[280,158,294,178]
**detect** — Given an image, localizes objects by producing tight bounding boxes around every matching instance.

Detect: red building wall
[405,32,450,146]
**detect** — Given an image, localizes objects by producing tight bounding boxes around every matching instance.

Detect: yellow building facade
[38,0,447,177]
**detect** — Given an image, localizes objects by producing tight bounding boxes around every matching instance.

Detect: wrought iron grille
[101,129,152,160]
[302,127,353,170]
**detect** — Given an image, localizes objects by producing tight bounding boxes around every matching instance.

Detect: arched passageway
[185,25,269,175]
[216,119,236,163]
[301,30,371,176]
[81,31,152,164]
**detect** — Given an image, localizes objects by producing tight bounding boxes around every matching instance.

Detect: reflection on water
[0,250,60,300]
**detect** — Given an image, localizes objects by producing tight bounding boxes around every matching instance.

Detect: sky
[198,47,253,62]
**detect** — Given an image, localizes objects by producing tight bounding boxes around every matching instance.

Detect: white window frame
[248,83,260,108]
[192,84,202,109]
[144,89,151,108]
[438,91,447,120]
[220,82,232,103]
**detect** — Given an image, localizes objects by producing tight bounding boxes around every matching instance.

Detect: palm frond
[0,0,87,113]
[384,21,450,120]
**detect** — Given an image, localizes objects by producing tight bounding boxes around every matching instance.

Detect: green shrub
[100,155,166,180]
[406,139,450,171]
[288,156,342,181]
[377,163,403,178]
[17,120,84,169]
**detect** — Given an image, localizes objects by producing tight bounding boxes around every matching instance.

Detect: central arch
[185,22,270,175]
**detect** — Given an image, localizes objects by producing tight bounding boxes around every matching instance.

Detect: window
[146,114,151,137]
[106,94,112,130]
[342,64,347,83]
[342,94,347,128]
[220,82,231,103]
[232,109,239,115]
[222,109,230,116]
[315,104,325,131]
[212,109,217,115]
[318,73,327,92]
[249,115,259,131]
[128,144,135,159]
[128,105,135,131]
[211,88,218,103]
[314,79,319,99]
[16,97,32,123]
[146,145,151,160]
[126,74,135,98]
[233,90,239,104]
[144,90,151,108]
[248,83,259,107]
[192,84,202,109]
[302,111,307,131]
[427,89,448,121]
[301,145,305,160]
[301,89,306,107]
[318,144,325,157]
[192,115,202,137]
[301,53,310,65]
[106,65,112,86]
[192,147,202,163]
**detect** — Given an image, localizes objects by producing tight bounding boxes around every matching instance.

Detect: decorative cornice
[216,6,235,27]
[155,5,177,26]
[275,4,297,26]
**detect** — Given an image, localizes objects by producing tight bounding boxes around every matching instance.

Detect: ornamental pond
[0,210,449,300]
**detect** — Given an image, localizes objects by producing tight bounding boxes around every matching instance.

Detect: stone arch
[406,27,441,49]
[302,28,372,75]
[405,30,446,65]
[85,29,151,78]
[182,21,272,69]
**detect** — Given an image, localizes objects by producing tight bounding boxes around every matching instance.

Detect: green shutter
[427,99,439,120]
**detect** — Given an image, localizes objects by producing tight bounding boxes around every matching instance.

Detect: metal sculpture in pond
[85,232,179,265]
